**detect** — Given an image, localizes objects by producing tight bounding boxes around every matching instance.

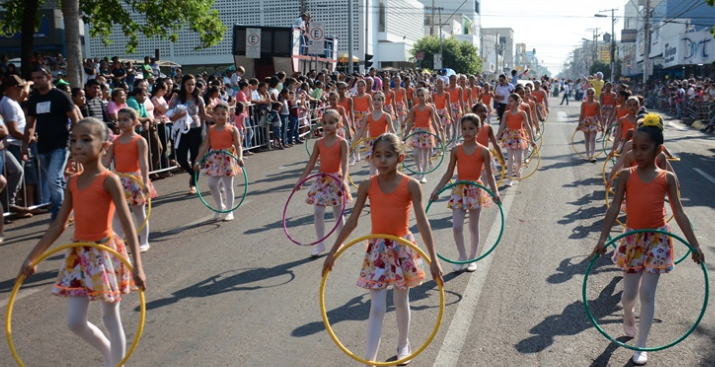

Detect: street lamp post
[595,8,618,83]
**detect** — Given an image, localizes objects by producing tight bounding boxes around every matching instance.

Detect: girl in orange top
[599,82,618,136]
[578,88,603,162]
[480,83,494,124]
[447,75,464,145]
[352,80,373,163]
[431,114,501,272]
[515,84,537,135]
[611,89,631,132]
[193,103,244,221]
[382,81,396,119]
[337,82,354,135]
[613,96,639,153]
[103,108,158,252]
[497,94,535,186]
[354,92,396,175]
[322,133,443,365]
[432,78,453,128]
[469,76,482,104]
[404,88,443,183]
[525,85,541,133]
[392,75,408,127]
[295,109,350,257]
[592,115,702,366]
[472,102,505,178]
[532,80,549,122]
[459,75,473,111]
[20,118,146,367]
[327,91,353,141]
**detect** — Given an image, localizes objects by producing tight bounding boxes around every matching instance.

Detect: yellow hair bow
[642,113,663,129]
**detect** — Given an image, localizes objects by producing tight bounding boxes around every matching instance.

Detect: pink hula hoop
[283,172,347,246]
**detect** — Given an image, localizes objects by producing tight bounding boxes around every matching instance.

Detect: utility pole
[610,8,616,82]
[643,0,650,85]
[300,0,307,14]
[439,7,443,57]
[348,0,353,72]
[365,0,369,72]
[431,0,435,36]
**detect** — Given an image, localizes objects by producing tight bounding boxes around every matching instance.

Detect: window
[379,0,386,32]
[475,0,480,14]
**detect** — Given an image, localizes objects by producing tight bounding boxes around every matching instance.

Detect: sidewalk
[651,107,713,134]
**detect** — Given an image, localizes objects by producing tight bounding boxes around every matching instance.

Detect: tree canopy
[410,36,482,75]
[589,60,611,81]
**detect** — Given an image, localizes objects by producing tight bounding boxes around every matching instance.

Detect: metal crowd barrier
[2,149,50,217]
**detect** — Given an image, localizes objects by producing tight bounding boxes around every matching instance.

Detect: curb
[692,120,708,130]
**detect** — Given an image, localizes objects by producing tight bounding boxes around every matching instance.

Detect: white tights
[508,148,523,177]
[583,131,597,157]
[313,204,345,253]
[366,288,410,365]
[622,272,661,348]
[413,148,430,177]
[452,208,481,260]
[112,204,149,246]
[208,176,234,211]
[67,297,125,367]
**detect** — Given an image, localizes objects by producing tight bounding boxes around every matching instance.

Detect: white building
[418,0,482,48]
[83,0,422,70]
[481,28,514,77]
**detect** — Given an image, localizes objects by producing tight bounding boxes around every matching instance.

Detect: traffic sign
[416,51,425,61]
[434,54,442,69]
[246,28,261,59]
[308,21,325,55]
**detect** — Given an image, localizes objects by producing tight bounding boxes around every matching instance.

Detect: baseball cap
[3,75,27,87]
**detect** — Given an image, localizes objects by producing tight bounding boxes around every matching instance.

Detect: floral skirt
[501,128,528,150]
[52,236,136,302]
[602,105,614,124]
[450,102,462,123]
[448,181,492,210]
[354,110,368,130]
[364,138,376,160]
[395,101,407,117]
[436,108,450,126]
[407,127,435,149]
[305,173,351,207]
[357,232,426,290]
[578,115,602,133]
[118,170,157,206]
[536,103,547,120]
[201,148,242,177]
[612,225,674,274]
[384,105,394,118]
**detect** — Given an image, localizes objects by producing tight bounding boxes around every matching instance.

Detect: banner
[308,21,325,55]
[680,29,715,65]
[246,28,261,59]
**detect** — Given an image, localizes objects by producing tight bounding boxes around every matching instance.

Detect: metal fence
[2,101,326,217]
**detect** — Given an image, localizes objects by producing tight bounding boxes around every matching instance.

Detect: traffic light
[365,54,373,69]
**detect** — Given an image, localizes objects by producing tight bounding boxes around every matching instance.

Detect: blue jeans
[287,115,300,144]
[280,114,289,143]
[38,148,69,220]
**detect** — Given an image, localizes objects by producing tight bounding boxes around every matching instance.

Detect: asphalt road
[1,98,714,367]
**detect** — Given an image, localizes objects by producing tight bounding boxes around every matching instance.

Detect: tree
[589,60,611,81]
[1,0,226,87]
[410,36,482,75]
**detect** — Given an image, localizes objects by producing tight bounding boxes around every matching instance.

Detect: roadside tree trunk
[61,0,83,88]
[20,0,40,81]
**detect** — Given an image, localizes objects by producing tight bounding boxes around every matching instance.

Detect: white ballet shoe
[420,177,427,184]
[632,351,647,365]
[214,205,226,220]
[453,263,464,272]
[311,243,326,258]
[466,262,477,272]
[397,343,412,365]
[223,212,234,221]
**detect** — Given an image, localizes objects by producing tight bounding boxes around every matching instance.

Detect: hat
[55,80,70,87]
[3,75,27,87]
[301,12,310,18]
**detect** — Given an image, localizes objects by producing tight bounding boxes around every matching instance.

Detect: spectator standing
[494,74,514,123]
[560,82,570,105]
[85,79,109,125]
[22,66,79,221]
[110,57,127,88]
[1,75,34,213]
[151,81,172,175]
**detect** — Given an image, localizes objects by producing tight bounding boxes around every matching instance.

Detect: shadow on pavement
[291,273,463,337]
[589,335,635,367]
[138,257,314,311]
[244,207,361,236]
[0,270,57,293]
[547,255,620,285]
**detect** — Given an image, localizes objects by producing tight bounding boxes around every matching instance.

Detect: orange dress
[113,134,157,206]
[613,168,674,274]
[52,171,136,302]
[601,92,617,123]
[432,92,449,125]
[357,176,425,290]
[448,86,463,121]
[502,111,528,149]
[352,94,371,129]
[305,137,350,206]
[579,101,602,133]
[394,88,407,117]
[408,104,435,148]
[619,115,637,142]
[383,91,394,116]
[365,112,389,160]
[448,144,491,210]
[201,125,241,177]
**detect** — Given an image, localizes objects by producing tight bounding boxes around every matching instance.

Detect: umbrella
[440,68,456,77]
[338,53,360,63]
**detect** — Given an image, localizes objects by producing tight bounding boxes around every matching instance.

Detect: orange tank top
[338,98,351,116]
[414,104,433,129]
[448,87,461,105]
[625,167,668,229]
[433,92,448,109]
[406,88,414,101]
[456,145,485,181]
[477,123,490,146]
[472,86,481,100]
[369,175,411,237]
[114,135,141,173]
[506,111,525,130]
[394,89,404,103]
[384,91,393,106]
[209,125,234,150]
[368,112,388,137]
[481,92,492,105]
[584,101,598,117]
[462,88,471,105]
[534,90,545,104]
[620,116,636,139]
[616,105,628,120]
[353,94,370,112]
[71,171,115,241]
[319,137,344,174]
[602,92,616,105]
[519,102,529,112]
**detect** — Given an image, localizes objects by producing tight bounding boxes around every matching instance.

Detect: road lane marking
[694,168,715,184]
[432,184,518,367]
[557,111,568,121]
[0,288,42,309]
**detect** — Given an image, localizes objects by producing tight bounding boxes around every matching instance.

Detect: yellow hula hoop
[571,129,604,159]
[115,173,152,235]
[320,234,445,366]
[602,158,611,186]
[489,149,506,187]
[513,140,541,181]
[6,242,146,367]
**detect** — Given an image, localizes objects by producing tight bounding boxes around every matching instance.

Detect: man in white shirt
[0,75,34,213]
[494,74,514,123]
[560,83,570,105]
[292,13,310,55]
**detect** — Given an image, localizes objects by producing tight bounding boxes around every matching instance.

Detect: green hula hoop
[583,229,708,352]
[401,131,445,175]
[193,150,249,213]
[426,180,504,264]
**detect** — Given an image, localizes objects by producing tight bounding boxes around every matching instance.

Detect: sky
[479,0,628,75]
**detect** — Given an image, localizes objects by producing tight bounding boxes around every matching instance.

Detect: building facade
[481,27,514,78]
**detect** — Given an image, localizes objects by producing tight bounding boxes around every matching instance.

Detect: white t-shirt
[0,96,26,146]
[494,83,514,105]
[293,18,306,32]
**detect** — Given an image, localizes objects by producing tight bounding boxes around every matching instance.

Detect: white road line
[0,288,42,309]
[432,185,518,367]
[694,168,715,184]
[557,111,568,122]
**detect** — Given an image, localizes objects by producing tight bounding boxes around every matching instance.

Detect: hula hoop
[6,242,146,367]
[583,229,708,351]
[347,137,376,190]
[667,156,681,162]
[193,150,249,213]
[426,181,504,264]
[513,140,541,181]
[601,158,613,186]
[283,173,347,246]
[571,129,604,159]
[304,123,352,158]
[320,234,445,366]
[115,173,152,235]
[489,149,506,187]
[401,131,445,175]
[601,125,616,157]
